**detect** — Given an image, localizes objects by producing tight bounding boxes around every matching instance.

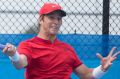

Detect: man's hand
[2,43,16,56]
[96,47,120,72]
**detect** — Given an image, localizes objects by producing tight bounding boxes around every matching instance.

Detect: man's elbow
[15,66,23,70]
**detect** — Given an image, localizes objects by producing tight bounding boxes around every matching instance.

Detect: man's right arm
[11,54,28,69]
[2,43,28,69]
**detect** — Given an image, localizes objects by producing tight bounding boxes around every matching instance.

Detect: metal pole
[102,0,110,56]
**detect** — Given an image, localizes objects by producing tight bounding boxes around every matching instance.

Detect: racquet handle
[0,44,5,50]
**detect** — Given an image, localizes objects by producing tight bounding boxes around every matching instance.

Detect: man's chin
[49,32,58,36]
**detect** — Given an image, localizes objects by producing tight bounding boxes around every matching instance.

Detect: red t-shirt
[18,36,82,79]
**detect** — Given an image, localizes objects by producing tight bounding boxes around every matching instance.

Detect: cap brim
[50,10,66,17]
[58,10,66,17]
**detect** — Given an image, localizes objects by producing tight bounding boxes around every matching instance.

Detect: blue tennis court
[0,59,120,79]
[0,34,120,79]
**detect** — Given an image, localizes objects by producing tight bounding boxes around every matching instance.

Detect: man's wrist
[9,51,20,62]
[101,66,107,72]
[92,65,106,79]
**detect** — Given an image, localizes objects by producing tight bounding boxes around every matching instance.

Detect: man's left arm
[74,47,120,79]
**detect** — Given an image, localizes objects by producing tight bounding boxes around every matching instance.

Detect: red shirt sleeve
[72,51,83,69]
[17,41,32,66]
[69,46,83,69]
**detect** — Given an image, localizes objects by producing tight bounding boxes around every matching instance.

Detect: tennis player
[2,3,120,79]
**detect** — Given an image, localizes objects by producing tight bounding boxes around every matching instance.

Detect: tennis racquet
[0,44,5,50]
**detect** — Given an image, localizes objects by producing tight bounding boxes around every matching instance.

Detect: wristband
[92,65,106,79]
[9,51,20,62]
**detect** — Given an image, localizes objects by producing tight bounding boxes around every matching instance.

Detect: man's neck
[37,33,56,43]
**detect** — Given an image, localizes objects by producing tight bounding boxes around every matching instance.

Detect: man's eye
[48,16,61,20]
[49,16,54,19]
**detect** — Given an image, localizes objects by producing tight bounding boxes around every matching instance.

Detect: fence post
[102,0,110,56]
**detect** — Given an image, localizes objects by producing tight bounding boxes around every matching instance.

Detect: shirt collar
[34,36,58,45]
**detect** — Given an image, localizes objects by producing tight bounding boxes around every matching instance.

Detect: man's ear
[39,15,44,24]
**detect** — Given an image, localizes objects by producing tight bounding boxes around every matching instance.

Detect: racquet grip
[0,44,5,50]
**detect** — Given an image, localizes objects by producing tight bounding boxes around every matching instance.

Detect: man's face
[40,12,62,35]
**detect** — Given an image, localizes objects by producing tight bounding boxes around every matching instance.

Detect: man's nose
[54,18,60,24]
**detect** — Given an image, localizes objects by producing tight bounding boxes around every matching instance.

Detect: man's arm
[2,43,28,69]
[74,64,94,79]
[74,47,120,79]
[11,54,28,69]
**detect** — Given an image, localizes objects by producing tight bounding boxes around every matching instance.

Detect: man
[2,3,120,79]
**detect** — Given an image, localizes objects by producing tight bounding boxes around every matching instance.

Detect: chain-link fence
[0,0,103,34]
[110,0,120,35]
[0,0,120,79]
[0,0,120,59]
